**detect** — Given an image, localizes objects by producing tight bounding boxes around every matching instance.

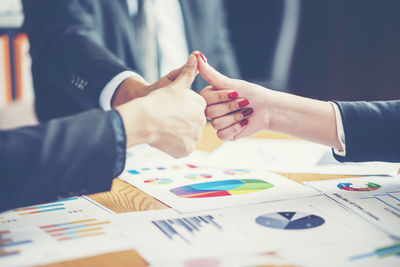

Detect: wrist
[265,89,298,133]
[115,98,155,148]
[111,77,151,108]
[257,87,277,131]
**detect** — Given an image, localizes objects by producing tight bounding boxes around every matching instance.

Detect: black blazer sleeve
[333,100,400,162]
[0,109,126,212]
[22,0,132,110]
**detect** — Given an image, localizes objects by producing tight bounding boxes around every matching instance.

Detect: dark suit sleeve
[22,0,131,109]
[333,100,400,162]
[0,109,126,212]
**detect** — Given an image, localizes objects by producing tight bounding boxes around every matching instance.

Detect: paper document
[218,196,389,251]
[125,144,211,171]
[120,166,318,212]
[112,209,259,265]
[208,139,400,176]
[150,251,298,267]
[306,176,400,238]
[113,196,393,266]
[0,197,130,266]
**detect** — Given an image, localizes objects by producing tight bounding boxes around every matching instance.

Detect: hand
[112,64,189,108]
[195,52,273,141]
[196,52,342,150]
[116,54,207,158]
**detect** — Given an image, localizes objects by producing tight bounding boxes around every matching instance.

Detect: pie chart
[144,178,173,185]
[337,182,381,192]
[255,212,325,230]
[170,179,273,198]
[185,173,213,180]
[223,169,250,175]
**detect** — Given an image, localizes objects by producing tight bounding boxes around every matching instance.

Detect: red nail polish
[238,99,249,108]
[242,108,253,117]
[228,91,238,99]
[199,52,208,63]
[240,119,249,127]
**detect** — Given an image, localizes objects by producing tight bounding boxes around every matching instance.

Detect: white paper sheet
[208,139,400,176]
[0,196,112,230]
[112,209,260,265]
[150,251,299,267]
[120,166,319,212]
[306,176,400,238]
[277,240,400,267]
[113,196,394,267]
[218,196,390,251]
[151,242,400,267]
[0,197,130,266]
[125,144,211,171]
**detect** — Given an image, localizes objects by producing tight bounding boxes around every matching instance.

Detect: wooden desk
[40,124,369,267]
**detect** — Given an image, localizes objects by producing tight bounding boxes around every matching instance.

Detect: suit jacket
[333,101,400,162]
[0,109,125,212]
[22,0,239,122]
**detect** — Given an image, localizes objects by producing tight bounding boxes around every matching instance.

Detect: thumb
[171,54,198,88]
[196,52,231,90]
[151,67,182,89]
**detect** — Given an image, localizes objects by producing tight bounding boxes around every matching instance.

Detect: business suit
[0,109,125,212]
[333,101,400,162]
[22,0,239,122]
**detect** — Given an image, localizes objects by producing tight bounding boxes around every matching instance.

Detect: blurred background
[1,0,399,129]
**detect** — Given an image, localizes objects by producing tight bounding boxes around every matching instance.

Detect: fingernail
[240,119,249,127]
[186,54,196,67]
[228,91,238,99]
[238,99,249,108]
[242,108,253,117]
[199,52,208,63]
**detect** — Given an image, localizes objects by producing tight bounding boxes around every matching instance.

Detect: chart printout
[306,176,400,238]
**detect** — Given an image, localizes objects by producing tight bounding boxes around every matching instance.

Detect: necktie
[138,0,159,83]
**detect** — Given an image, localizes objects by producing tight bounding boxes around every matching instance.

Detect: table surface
[40,124,372,267]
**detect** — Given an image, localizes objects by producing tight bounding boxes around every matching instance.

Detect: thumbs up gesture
[116,53,206,158]
[195,52,272,141]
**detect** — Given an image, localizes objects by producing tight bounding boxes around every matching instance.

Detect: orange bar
[1,35,12,104]
[14,34,28,101]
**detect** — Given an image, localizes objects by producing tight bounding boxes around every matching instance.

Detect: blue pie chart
[255,212,325,230]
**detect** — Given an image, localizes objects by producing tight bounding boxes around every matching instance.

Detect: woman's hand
[195,52,272,141]
[195,52,342,150]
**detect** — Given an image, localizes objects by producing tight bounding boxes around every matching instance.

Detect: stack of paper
[0,197,130,266]
[3,138,400,266]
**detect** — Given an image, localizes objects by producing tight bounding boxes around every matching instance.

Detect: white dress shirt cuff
[99,71,147,111]
[329,102,346,156]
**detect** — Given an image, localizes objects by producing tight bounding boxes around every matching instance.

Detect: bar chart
[152,215,223,244]
[0,230,32,258]
[13,197,79,216]
[350,242,400,261]
[40,218,110,242]
[360,191,400,212]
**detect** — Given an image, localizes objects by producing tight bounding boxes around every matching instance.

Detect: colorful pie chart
[256,212,325,230]
[184,173,213,180]
[223,169,250,175]
[170,179,273,198]
[144,178,173,185]
[337,182,381,192]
